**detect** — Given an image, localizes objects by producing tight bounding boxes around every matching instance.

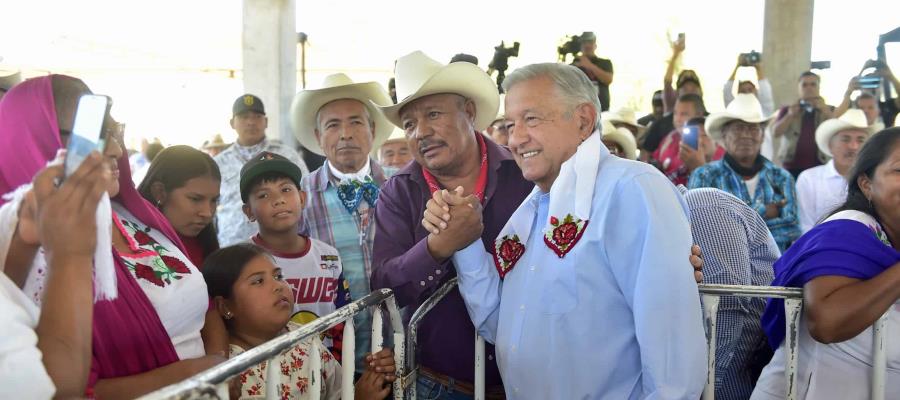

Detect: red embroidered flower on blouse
[161,255,191,274]
[133,230,153,246]
[135,263,164,287]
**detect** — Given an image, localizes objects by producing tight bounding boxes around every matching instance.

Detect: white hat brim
[290,82,393,156]
[376,62,500,131]
[815,119,869,157]
[706,112,775,142]
[602,127,638,160]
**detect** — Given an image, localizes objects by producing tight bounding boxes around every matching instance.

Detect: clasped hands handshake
[422,187,484,261]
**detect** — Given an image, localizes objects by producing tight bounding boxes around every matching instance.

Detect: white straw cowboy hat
[815,109,869,157]
[705,93,774,142]
[376,51,500,131]
[290,73,393,156]
[383,126,407,145]
[601,108,645,133]
[600,119,637,160]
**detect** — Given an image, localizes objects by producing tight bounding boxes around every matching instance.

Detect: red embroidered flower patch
[135,263,165,287]
[162,255,191,274]
[544,214,588,258]
[133,230,153,246]
[492,234,525,279]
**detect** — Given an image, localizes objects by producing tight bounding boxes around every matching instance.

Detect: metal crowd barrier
[405,281,891,400]
[138,289,406,400]
[699,284,891,400]
[137,281,891,400]
[401,277,484,400]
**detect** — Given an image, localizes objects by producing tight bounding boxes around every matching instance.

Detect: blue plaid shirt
[688,158,801,251]
[680,186,779,400]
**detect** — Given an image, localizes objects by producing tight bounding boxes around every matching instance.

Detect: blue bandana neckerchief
[336,176,379,214]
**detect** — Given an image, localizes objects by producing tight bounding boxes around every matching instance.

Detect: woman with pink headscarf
[0,75,226,399]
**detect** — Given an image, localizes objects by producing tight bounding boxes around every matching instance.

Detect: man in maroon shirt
[371,51,530,399]
[772,71,834,177]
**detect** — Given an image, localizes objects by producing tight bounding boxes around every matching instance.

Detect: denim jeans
[416,374,474,400]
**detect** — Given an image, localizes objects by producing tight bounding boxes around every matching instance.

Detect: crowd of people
[1,31,900,400]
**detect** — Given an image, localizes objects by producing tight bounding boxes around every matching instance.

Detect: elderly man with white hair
[423,62,706,399]
[690,94,800,251]
[796,109,871,232]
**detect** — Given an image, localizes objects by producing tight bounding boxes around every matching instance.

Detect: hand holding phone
[64,94,111,178]
[682,125,700,150]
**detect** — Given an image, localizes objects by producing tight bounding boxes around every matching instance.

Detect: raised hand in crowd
[678,142,708,173]
[16,152,110,398]
[422,187,484,260]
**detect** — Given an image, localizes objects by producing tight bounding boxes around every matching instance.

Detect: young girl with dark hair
[202,243,395,400]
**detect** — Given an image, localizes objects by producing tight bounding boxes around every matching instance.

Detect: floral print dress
[230,322,342,400]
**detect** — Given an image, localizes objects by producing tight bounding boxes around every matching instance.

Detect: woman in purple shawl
[0,76,226,399]
[751,127,900,399]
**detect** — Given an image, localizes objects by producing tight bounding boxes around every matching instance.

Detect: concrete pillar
[762,0,815,108]
[242,0,298,148]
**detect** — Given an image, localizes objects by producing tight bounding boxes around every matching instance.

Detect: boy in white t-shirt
[239,151,351,361]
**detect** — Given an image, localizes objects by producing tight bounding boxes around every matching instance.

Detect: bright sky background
[1,0,898,150]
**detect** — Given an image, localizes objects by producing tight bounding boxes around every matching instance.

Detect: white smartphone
[64,94,111,177]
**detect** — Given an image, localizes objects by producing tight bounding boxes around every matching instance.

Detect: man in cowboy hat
[201,134,229,157]
[796,109,871,233]
[289,73,392,373]
[600,119,638,160]
[571,31,614,111]
[379,127,413,170]
[215,93,310,246]
[370,50,533,398]
[421,62,706,399]
[690,94,800,251]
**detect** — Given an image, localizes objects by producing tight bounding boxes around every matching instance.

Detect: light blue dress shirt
[453,155,707,399]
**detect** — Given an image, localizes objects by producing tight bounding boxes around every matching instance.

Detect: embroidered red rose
[499,239,525,263]
[161,255,191,274]
[134,263,164,287]
[553,222,579,246]
[133,230,153,246]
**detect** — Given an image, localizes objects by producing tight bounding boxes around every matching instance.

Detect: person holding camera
[572,31,614,111]
[833,60,900,129]
[724,53,775,116]
[772,71,834,177]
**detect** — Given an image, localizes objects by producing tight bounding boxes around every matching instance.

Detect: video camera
[487,41,520,92]
[558,34,582,62]
[739,51,761,66]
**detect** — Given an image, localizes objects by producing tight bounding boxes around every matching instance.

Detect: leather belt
[419,367,506,399]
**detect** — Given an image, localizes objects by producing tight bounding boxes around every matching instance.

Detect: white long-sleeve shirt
[724,78,776,117]
[796,160,847,233]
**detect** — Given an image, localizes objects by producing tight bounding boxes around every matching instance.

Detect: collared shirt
[299,159,386,372]
[371,138,534,386]
[796,159,847,233]
[452,155,706,399]
[689,157,801,251]
[214,139,309,246]
[679,186,779,400]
